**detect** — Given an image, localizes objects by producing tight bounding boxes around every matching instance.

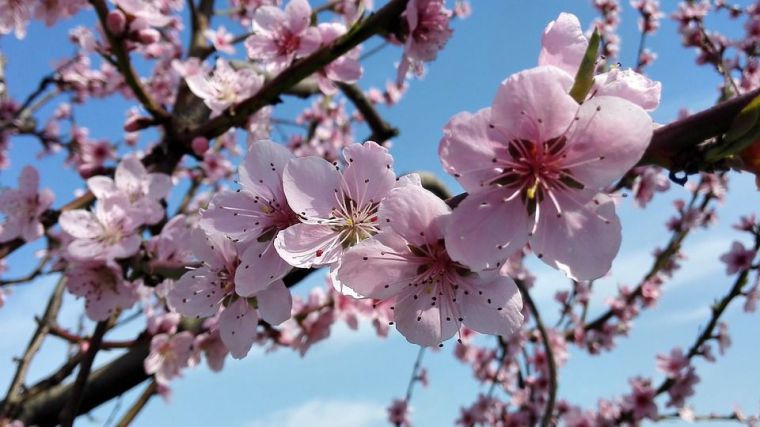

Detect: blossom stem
[337,82,398,144]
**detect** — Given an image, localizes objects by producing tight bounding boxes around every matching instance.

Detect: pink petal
[238,140,293,199]
[200,191,264,244]
[490,66,576,144]
[245,35,280,58]
[167,266,224,318]
[378,184,449,246]
[336,233,419,299]
[87,176,117,199]
[235,240,291,297]
[529,194,622,281]
[255,280,292,325]
[115,155,146,194]
[594,68,662,111]
[283,156,341,218]
[395,293,458,347]
[445,189,530,271]
[108,234,142,259]
[274,223,342,267]
[439,108,500,193]
[185,75,214,100]
[563,96,653,189]
[219,298,259,359]
[147,173,172,199]
[59,210,101,239]
[538,13,587,76]
[296,27,322,56]
[459,273,523,337]
[341,142,396,208]
[253,6,286,34]
[18,166,39,198]
[285,0,311,34]
[67,239,108,260]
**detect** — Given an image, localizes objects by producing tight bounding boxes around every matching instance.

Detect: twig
[0,279,65,419]
[59,319,112,427]
[88,0,170,122]
[515,280,557,427]
[336,81,398,144]
[114,381,157,427]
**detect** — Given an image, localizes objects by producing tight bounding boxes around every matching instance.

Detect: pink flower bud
[191,137,209,156]
[136,28,160,45]
[124,115,153,132]
[106,10,127,35]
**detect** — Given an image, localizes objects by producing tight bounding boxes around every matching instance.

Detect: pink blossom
[167,229,292,358]
[315,23,363,95]
[440,66,653,280]
[115,0,175,27]
[716,321,731,355]
[656,347,689,378]
[275,141,397,269]
[87,155,172,225]
[34,0,87,27]
[0,166,54,243]
[387,399,412,427]
[194,328,228,372]
[147,214,195,267]
[204,25,236,54]
[720,241,756,275]
[745,277,759,313]
[0,0,33,39]
[624,377,658,421]
[186,59,264,116]
[200,151,234,182]
[539,13,661,111]
[65,261,140,321]
[59,195,142,261]
[245,0,322,73]
[631,166,669,208]
[201,140,298,296]
[144,331,197,385]
[337,184,523,346]
[397,0,453,83]
[667,367,699,408]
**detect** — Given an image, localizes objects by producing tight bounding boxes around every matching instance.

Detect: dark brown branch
[336,81,398,144]
[641,87,760,169]
[192,0,410,141]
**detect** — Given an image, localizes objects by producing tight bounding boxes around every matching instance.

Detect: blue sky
[1,1,759,426]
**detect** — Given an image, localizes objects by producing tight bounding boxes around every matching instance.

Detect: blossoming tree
[0,0,759,426]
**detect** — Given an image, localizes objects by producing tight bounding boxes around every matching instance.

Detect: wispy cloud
[246,398,386,427]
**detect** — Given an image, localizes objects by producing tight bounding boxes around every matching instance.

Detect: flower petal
[274,223,342,267]
[564,96,653,189]
[439,108,500,193]
[283,156,341,218]
[235,239,291,296]
[167,266,225,318]
[445,189,530,271]
[219,298,259,359]
[341,141,396,208]
[538,13,587,76]
[255,280,292,325]
[285,0,311,34]
[239,140,293,200]
[378,184,449,246]
[59,210,101,239]
[395,293,458,347]
[529,194,622,281]
[336,232,419,299]
[460,273,523,337]
[490,66,576,144]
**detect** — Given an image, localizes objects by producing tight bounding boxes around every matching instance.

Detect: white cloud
[246,398,386,427]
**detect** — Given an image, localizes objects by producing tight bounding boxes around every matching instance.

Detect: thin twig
[59,319,112,427]
[114,382,157,427]
[515,281,556,427]
[0,279,65,419]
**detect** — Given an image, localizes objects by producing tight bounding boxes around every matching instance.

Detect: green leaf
[569,28,601,104]
[705,93,760,162]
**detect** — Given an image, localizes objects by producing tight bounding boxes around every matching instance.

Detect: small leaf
[569,28,601,104]
[705,93,760,162]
